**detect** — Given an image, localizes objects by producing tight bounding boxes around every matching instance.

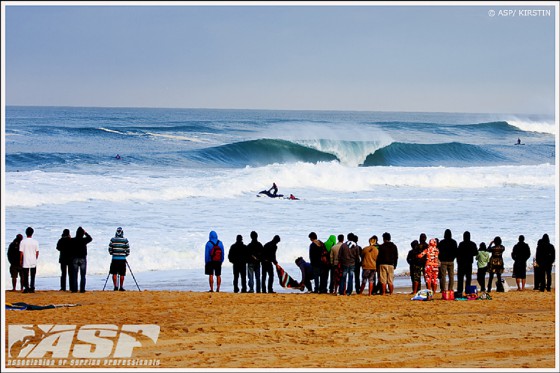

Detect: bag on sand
[411,289,433,301]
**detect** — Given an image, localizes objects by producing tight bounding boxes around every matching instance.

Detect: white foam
[508,119,558,135]
[4,163,555,208]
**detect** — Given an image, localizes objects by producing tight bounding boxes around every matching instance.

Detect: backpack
[319,241,329,266]
[210,241,222,262]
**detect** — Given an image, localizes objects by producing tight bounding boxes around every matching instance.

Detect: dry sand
[4,275,557,370]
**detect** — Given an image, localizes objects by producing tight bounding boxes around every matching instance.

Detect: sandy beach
[4,275,557,370]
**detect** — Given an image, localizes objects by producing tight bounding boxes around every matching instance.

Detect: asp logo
[8,324,160,359]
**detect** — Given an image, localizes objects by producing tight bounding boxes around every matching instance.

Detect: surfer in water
[115,154,121,160]
[516,138,521,145]
[267,182,278,196]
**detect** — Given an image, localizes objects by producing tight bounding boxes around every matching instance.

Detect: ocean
[3,106,557,292]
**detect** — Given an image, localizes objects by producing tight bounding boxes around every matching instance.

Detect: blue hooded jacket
[205,230,224,264]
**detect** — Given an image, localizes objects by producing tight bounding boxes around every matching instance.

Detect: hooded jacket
[109,228,130,261]
[71,227,92,259]
[56,230,73,264]
[438,229,458,262]
[205,231,224,264]
[324,235,337,253]
[457,231,478,266]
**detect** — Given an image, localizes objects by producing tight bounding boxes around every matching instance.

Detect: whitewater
[3,106,557,292]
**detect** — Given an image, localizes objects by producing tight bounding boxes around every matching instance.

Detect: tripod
[103,260,141,291]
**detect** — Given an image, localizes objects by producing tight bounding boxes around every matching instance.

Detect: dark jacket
[338,241,359,267]
[71,228,92,259]
[535,235,556,267]
[296,258,314,283]
[262,239,278,265]
[309,240,324,267]
[438,229,458,262]
[247,238,264,265]
[377,241,399,268]
[511,242,531,264]
[457,232,478,266]
[228,238,248,264]
[8,236,22,267]
[57,236,73,264]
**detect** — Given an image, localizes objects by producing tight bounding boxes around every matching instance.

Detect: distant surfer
[267,182,278,196]
[516,138,521,145]
[257,183,283,198]
[288,194,299,200]
[115,154,121,160]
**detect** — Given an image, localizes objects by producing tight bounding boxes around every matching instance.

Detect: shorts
[512,262,527,279]
[10,265,21,278]
[361,269,376,282]
[109,260,127,276]
[205,261,222,276]
[378,264,394,285]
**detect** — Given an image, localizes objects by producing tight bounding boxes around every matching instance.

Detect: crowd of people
[7,226,129,293]
[206,229,556,297]
[7,226,556,297]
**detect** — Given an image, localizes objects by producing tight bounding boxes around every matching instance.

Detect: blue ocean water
[3,106,557,292]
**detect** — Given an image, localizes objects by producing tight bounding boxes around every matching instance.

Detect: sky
[2,1,558,114]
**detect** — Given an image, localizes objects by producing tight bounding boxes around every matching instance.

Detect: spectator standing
[20,227,39,293]
[205,230,225,292]
[377,232,399,295]
[535,233,555,292]
[70,226,92,293]
[438,229,458,292]
[108,227,130,291]
[511,235,531,291]
[56,229,73,292]
[228,234,248,293]
[8,234,23,292]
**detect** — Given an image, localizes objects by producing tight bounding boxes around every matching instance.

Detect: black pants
[487,271,502,292]
[457,264,473,294]
[477,267,487,292]
[537,264,553,291]
[261,262,274,292]
[60,262,72,291]
[354,264,361,293]
[232,262,247,292]
[22,267,37,291]
[312,265,328,293]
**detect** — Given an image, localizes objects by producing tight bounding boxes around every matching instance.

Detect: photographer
[108,227,130,291]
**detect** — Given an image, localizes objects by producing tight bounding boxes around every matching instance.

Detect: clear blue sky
[3,2,557,114]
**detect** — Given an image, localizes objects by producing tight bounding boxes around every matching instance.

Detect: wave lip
[364,142,507,167]
[189,139,338,167]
